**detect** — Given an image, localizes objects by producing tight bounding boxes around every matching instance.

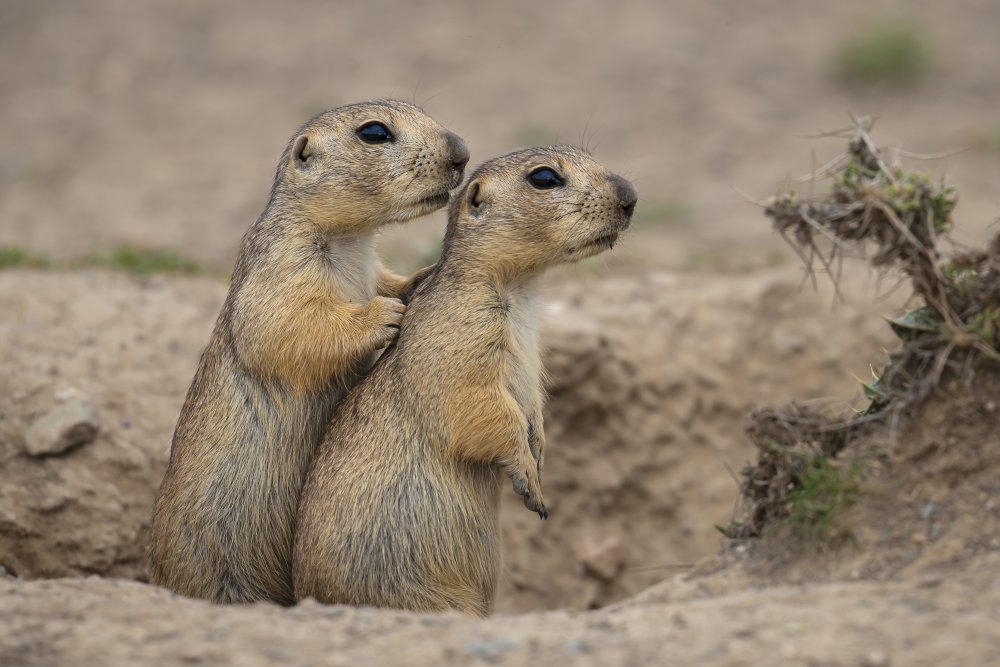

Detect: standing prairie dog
[150,100,469,605]
[293,146,637,616]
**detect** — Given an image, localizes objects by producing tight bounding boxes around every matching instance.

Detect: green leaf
[887,306,944,341]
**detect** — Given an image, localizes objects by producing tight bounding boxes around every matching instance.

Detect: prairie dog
[293,146,636,615]
[150,100,469,605]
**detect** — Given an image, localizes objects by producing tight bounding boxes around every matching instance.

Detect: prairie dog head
[275,100,469,233]
[442,146,636,280]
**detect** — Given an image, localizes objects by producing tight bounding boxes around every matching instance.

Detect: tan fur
[150,100,468,605]
[292,146,637,615]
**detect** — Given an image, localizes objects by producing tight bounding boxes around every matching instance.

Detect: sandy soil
[2,266,997,665]
[0,267,896,611]
[3,552,997,667]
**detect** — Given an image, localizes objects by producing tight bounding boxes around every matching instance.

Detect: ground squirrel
[292,146,636,616]
[150,100,469,605]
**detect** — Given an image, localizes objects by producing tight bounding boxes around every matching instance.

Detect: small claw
[522,494,547,520]
[507,464,546,518]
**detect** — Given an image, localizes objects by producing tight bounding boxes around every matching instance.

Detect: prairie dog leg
[446,389,546,518]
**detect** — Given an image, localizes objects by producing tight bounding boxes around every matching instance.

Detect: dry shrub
[728,118,1000,539]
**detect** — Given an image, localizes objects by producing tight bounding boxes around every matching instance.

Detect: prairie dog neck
[485,276,544,416]
[494,277,543,331]
[313,231,378,304]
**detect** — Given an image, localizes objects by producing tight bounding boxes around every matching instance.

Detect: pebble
[862,649,891,666]
[564,638,593,654]
[24,400,100,456]
[771,329,806,354]
[53,385,83,403]
[462,637,520,662]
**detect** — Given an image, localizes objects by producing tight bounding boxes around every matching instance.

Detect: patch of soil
[1,267,997,665]
[721,377,1000,585]
[0,271,222,580]
[1,553,997,667]
[0,267,895,612]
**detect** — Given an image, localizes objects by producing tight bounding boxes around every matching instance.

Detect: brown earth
[3,265,998,665]
[0,267,897,611]
[2,552,997,667]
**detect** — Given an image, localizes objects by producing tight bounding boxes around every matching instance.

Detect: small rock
[564,638,593,654]
[24,401,100,456]
[462,637,519,663]
[771,329,805,354]
[54,385,83,403]
[578,537,627,582]
[862,649,890,666]
[918,502,937,520]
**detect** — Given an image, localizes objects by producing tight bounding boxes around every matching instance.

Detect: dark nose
[444,131,470,173]
[610,174,638,218]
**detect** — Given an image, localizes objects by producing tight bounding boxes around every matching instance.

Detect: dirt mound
[720,379,1000,585]
[1,265,996,665]
[716,123,1000,591]
[1,551,996,667]
[0,272,221,580]
[0,266,893,611]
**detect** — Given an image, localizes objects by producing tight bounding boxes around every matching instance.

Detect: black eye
[528,167,564,189]
[357,121,394,144]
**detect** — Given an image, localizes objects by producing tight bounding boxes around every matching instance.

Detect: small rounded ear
[466,179,485,217]
[291,134,313,168]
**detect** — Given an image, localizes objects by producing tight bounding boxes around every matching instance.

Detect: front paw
[505,458,547,520]
[363,296,406,347]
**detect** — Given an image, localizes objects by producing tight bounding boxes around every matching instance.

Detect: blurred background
[2,0,999,276]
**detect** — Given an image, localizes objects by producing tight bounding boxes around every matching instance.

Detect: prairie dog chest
[320,234,377,304]
[500,283,543,411]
